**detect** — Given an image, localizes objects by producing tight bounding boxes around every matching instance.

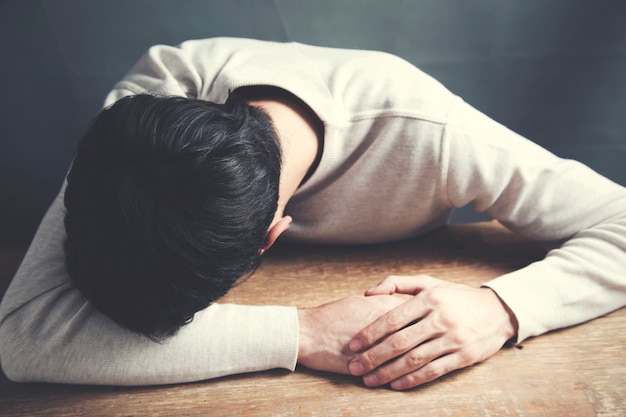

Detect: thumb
[364,274,441,296]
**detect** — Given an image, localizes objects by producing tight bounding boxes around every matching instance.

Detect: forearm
[0,185,299,385]
[1,297,298,385]
[484,223,626,343]
[443,99,626,343]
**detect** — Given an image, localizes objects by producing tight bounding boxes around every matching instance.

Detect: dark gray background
[1,0,625,245]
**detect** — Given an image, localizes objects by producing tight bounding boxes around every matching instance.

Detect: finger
[349,295,429,355]
[353,322,444,382]
[364,275,442,296]
[389,353,462,390]
[389,353,467,390]
[363,275,403,296]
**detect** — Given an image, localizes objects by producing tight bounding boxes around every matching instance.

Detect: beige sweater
[1,38,625,385]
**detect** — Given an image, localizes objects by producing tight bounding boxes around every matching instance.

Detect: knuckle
[401,374,418,389]
[362,350,380,369]
[422,365,443,382]
[439,309,457,327]
[430,315,448,334]
[451,329,471,346]
[424,287,445,306]
[457,348,476,365]
[406,351,422,368]
[375,368,392,384]
[450,322,480,346]
[358,328,373,345]
[432,310,458,333]
[389,331,410,352]
[385,311,402,328]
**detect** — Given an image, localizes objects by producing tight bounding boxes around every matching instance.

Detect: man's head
[64,93,282,341]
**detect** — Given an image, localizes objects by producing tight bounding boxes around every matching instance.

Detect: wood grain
[0,222,624,417]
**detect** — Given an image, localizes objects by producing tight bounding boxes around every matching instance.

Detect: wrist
[296,308,314,363]
[483,287,519,343]
[296,305,348,373]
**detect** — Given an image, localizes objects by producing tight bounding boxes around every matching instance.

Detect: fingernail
[349,339,362,352]
[349,361,364,375]
[363,374,379,386]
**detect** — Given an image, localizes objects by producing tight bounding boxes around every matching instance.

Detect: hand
[348,275,518,390]
[297,295,405,374]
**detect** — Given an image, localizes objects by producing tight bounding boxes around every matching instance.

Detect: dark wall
[2,0,625,244]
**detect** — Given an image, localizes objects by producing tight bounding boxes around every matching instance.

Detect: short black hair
[64,93,281,341]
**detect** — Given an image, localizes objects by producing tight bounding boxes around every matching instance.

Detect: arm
[445,99,626,340]
[348,98,626,389]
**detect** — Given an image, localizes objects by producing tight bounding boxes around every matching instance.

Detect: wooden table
[0,222,624,416]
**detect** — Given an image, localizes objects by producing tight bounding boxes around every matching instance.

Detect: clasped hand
[348,275,518,390]
[297,275,517,390]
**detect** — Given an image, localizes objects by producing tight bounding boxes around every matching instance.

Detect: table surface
[0,222,624,417]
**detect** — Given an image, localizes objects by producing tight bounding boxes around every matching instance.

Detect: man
[1,38,624,389]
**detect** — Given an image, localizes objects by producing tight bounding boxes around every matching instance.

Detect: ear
[261,216,292,252]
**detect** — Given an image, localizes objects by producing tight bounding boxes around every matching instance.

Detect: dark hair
[64,93,281,341]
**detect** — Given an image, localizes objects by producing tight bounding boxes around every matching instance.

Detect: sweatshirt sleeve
[102,41,207,104]
[101,38,260,106]
[440,98,626,343]
[0,184,299,385]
